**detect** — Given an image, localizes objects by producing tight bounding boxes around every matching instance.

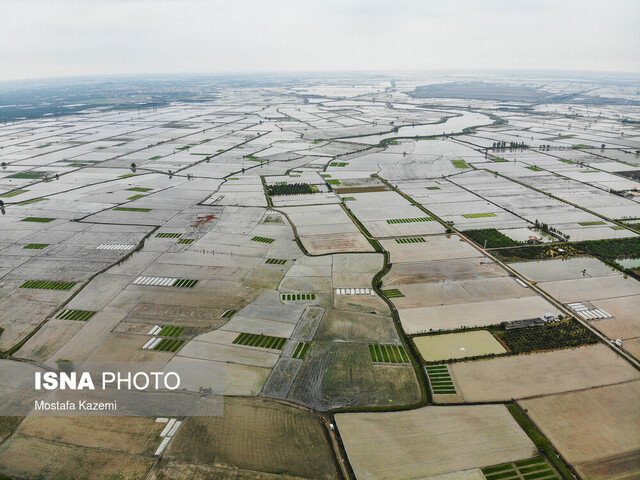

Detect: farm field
[413,330,506,362]
[288,341,420,410]
[164,396,338,479]
[399,296,560,334]
[450,344,640,402]
[0,416,162,480]
[336,405,537,480]
[519,381,640,480]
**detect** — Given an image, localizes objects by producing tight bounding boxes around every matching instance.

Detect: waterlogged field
[413,330,506,362]
[0,74,639,480]
[336,405,536,480]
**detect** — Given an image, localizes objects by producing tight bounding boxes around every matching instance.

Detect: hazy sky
[1,0,638,81]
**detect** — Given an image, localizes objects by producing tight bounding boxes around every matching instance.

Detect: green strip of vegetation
[8,172,45,179]
[577,221,605,226]
[17,197,46,206]
[292,342,310,359]
[386,217,434,224]
[153,339,184,352]
[156,232,182,238]
[395,237,426,244]
[330,162,348,167]
[426,186,441,190]
[56,309,96,321]
[483,464,516,474]
[462,212,497,218]
[20,280,76,290]
[526,166,544,172]
[252,236,275,244]
[381,288,404,298]
[21,217,55,223]
[127,194,146,200]
[1,189,28,198]
[177,238,195,244]
[425,366,457,394]
[24,243,49,249]
[327,179,341,185]
[172,279,198,288]
[113,207,152,212]
[233,332,287,350]
[451,160,469,168]
[491,157,507,162]
[265,258,287,265]
[369,344,409,364]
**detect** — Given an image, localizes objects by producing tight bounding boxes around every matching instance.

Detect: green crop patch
[20,280,76,290]
[610,225,626,230]
[56,309,96,321]
[395,237,426,244]
[580,170,598,173]
[451,160,469,168]
[177,238,195,244]
[21,217,55,223]
[119,174,136,178]
[342,196,356,201]
[252,236,275,244]
[158,326,185,337]
[127,187,153,192]
[382,288,405,298]
[265,258,287,265]
[172,279,198,288]
[126,194,146,200]
[221,309,237,319]
[387,217,434,224]
[17,197,46,206]
[281,293,316,302]
[526,166,543,172]
[153,339,185,352]
[483,458,557,480]
[327,179,341,185]
[491,157,507,162]
[113,207,152,212]
[426,366,457,394]
[24,243,49,249]
[330,162,348,167]
[426,186,441,190]
[463,228,521,248]
[156,232,182,238]
[557,158,574,164]
[1,189,28,198]
[8,172,46,179]
[462,212,497,219]
[232,332,287,350]
[578,221,605,226]
[369,344,409,363]
[292,342,311,359]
